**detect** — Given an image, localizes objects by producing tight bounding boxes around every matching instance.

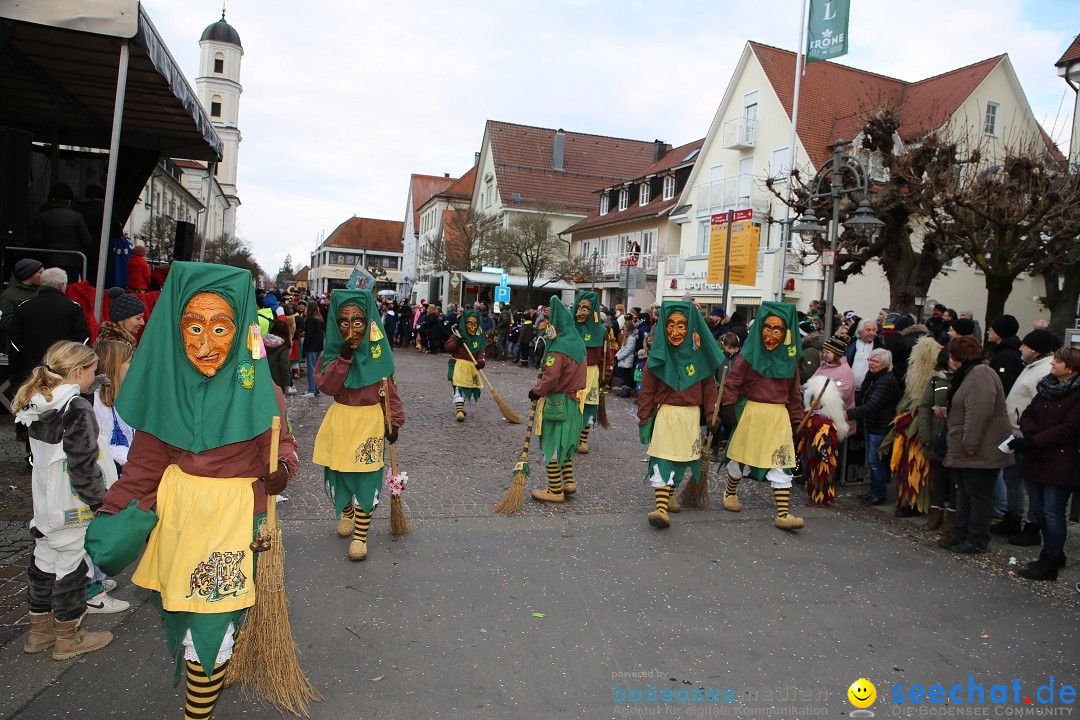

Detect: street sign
[822,249,836,267]
[495,286,511,303]
[499,273,509,287]
[482,265,505,274]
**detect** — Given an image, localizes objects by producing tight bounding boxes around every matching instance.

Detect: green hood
[573,290,605,348]
[542,295,585,364]
[116,262,279,453]
[740,301,801,379]
[646,300,724,391]
[322,289,396,389]
[457,309,485,354]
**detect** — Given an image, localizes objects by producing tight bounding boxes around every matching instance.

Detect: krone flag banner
[806,0,850,63]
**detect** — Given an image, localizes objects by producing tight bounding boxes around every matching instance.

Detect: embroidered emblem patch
[787,346,797,357]
[236,361,255,389]
[371,344,383,359]
[583,333,592,342]
[545,353,556,367]
[686,363,696,377]
[355,436,384,464]
[186,551,248,602]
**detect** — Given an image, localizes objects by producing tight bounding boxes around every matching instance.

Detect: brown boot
[52,614,112,660]
[937,509,955,539]
[23,611,55,654]
[922,506,943,532]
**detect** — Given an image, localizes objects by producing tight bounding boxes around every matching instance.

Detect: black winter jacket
[847,368,901,435]
[988,336,1024,396]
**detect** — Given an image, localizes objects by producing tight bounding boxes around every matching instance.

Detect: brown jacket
[637,365,718,426]
[532,352,586,399]
[944,363,1014,470]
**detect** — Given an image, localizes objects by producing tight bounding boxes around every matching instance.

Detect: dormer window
[618,188,629,211]
[639,183,650,206]
[662,175,676,200]
[600,194,610,215]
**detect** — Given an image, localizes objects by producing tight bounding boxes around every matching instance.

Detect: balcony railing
[580,252,658,278]
[722,117,757,149]
[694,174,768,216]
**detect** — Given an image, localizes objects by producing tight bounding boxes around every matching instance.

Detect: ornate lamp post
[913,293,927,323]
[792,139,885,341]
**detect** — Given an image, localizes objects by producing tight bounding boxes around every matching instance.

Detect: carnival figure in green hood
[572,290,609,454]
[96,262,299,719]
[637,300,723,528]
[444,309,486,422]
[529,296,587,503]
[312,289,405,562]
[720,301,807,530]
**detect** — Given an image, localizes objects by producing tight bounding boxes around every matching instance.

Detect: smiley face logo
[847,678,876,709]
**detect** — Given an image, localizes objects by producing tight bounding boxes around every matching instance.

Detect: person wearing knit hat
[948,317,976,339]
[0,260,43,339]
[127,244,150,292]
[95,287,145,348]
[813,335,857,413]
[987,314,1023,396]
[720,301,807,530]
[1003,329,1064,546]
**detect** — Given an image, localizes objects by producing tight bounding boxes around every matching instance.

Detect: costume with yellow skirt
[636,300,723,528]
[314,402,386,516]
[572,291,605,450]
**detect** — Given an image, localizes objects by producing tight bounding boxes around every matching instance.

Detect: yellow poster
[707,220,759,286]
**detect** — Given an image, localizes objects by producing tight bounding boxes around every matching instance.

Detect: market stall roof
[0,1,223,160]
[458,271,577,292]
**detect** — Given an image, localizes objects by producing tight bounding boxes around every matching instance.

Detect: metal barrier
[1,246,88,284]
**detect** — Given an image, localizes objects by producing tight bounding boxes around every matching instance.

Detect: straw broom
[596,334,612,429]
[225,416,320,717]
[382,378,411,535]
[454,330,522,424]
[493,365,546,515]
[682,365,728,510]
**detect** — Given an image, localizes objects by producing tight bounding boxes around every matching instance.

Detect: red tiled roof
[173,159,207,170]
[750,42,1003,167]
[323,217,404,253]
[487,121,660,215]
[296,266,310,281]
[439,165,477,201]
[564,138,706,234]
[409,174,456,230]
[1056,34,1080,67]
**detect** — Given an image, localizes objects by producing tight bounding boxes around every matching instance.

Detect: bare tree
[443,208,502,271]
[487,207,563,306]
[1036,175,1080,336]
[418,230,448,275]
[135,215,177,265]
[200,233,266,280]
[918,138,1080,329]
[768,107,956,315]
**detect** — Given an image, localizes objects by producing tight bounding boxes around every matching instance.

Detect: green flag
[806,0,850,63]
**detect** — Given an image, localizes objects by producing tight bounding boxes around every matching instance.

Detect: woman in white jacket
[614,316,638,393]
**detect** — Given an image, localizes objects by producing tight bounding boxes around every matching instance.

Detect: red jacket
[127,254,151,291]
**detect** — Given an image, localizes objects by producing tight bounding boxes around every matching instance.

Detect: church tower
[197,11,243,237]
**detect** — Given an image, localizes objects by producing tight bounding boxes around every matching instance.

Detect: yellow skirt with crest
[132,465,256,613]
[313,402,386,473]
[726,400,796,469]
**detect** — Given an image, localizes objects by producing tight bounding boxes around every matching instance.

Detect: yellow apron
[535,391,585,436]
[132,465,256,613]
[726,400,796,468]
[583,365,600,405]
[647,404,702,462]
[452,358,482,389]
[313,402,386,472]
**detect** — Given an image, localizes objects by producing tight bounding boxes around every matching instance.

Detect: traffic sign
[499,273,509,287]
[495,286,511,303]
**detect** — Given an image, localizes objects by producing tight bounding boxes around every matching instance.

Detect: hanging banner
[707,211,759,286]
[806,0,850,63]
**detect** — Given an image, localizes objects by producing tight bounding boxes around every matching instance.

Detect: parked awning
[458,271,577,292]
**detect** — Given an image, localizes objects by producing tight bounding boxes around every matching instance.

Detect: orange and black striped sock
[353,508,371,542]
[546,459,563,495]
[184,660,227,720]
[579,425,591,447]
[725,473,740,497]
[654,487,670,513]
[773,487,791,518]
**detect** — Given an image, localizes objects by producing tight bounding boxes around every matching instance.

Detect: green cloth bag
[639,407,658,445]
[85,499,158,577]
[543,393,568,422]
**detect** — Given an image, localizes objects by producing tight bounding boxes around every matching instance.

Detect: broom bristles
[596,393,610,429]
[225,525,320,717]
[390,495,411,535]
[679,458,711,509]
[493,455,528,515]
[487,382,523,424]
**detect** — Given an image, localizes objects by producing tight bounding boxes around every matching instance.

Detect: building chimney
[444,173,450,178]
[474,151,480,166]
[653,140,669,163]
[552,129,565,171]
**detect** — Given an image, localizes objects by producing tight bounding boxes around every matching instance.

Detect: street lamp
[913,293,926,323]
[793,139,885,341]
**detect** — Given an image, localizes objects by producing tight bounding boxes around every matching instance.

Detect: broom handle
[794,378,831,439]
[453,329,492,390]
[702,365,729,453]
[267,416,281,527]
[520,364,546,455]
[382,378,398,476]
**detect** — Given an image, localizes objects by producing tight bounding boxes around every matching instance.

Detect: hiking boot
[23,612,55,654]
[722,493,741,513]
[922,506,943,532]
[52,615,112,660]
[348,540,368,561]
[990,512,1023,536]
[937,509,955,538]
[1008,522,1041,547]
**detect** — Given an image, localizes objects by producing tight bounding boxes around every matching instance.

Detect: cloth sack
[85,498,158,576]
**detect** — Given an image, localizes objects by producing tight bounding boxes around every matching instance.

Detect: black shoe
[990,512,1022,536]
[862,496,887,506]
[1058,553,1067,569]
[858,492,873,501]
[1018,556,1059,581]
[951,542,986,554]
[895,506,922,518]
[1008,522,1042,547]
[938,536,961,549]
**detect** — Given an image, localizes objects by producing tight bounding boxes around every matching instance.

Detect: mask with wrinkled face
[665,313,688,347]
[761,315,786,352]
[337,304,367,349]
[575,299,592,324]
[181,292,235,377]
[465,316,479,335]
